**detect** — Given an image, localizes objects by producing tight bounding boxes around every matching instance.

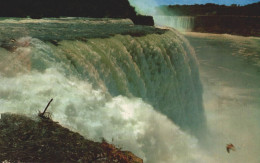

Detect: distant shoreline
[157,2,260,16]
[154,2,260,37]
[192,15,260,37]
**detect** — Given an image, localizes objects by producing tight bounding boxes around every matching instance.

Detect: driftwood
[38,98,53,119]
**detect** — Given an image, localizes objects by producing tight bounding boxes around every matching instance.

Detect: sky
[155,0,260,5]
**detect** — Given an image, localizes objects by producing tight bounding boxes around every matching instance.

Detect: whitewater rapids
[0,18,209,162]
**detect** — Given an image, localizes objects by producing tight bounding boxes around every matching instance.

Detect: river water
[0,17,259,162]
[185,32,260,163]
[0,18,207,163]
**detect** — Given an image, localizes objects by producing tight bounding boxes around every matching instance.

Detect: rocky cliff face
[157,2,260,36]
[193,16,260,36]
[0,113,142,163]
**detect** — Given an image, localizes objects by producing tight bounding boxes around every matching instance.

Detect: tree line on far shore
[157,2,260,16]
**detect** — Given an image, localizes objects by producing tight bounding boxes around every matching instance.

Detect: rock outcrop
[0,113,142,163]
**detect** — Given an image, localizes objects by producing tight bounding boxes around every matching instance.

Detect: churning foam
[0,21,208,162]
[0,67,213,162]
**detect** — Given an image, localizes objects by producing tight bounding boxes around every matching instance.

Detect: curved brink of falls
[0,19,207,162]
[60,30,206,137]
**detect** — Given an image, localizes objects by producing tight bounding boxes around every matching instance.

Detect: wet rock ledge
[0,113,142,163]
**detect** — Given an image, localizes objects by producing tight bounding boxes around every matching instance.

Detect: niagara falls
[0,0,259,163]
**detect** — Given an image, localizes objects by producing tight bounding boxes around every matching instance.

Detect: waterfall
[154,16,195,32]
[0,18,208,162]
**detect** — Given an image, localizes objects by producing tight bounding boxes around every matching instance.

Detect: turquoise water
[186,32,260,163]
[0,17,165,42]
[0,18,207,162]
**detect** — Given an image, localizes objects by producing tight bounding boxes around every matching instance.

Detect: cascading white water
[0,18,209,162]
[154,16,195,32]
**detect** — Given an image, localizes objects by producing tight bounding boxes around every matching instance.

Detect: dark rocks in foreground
[0,113,142,163]
[131,15,154,26]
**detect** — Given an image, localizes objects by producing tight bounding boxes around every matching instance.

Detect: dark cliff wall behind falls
[157,2,260,36]
[0,0,154,26]
[193,15,260,36]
